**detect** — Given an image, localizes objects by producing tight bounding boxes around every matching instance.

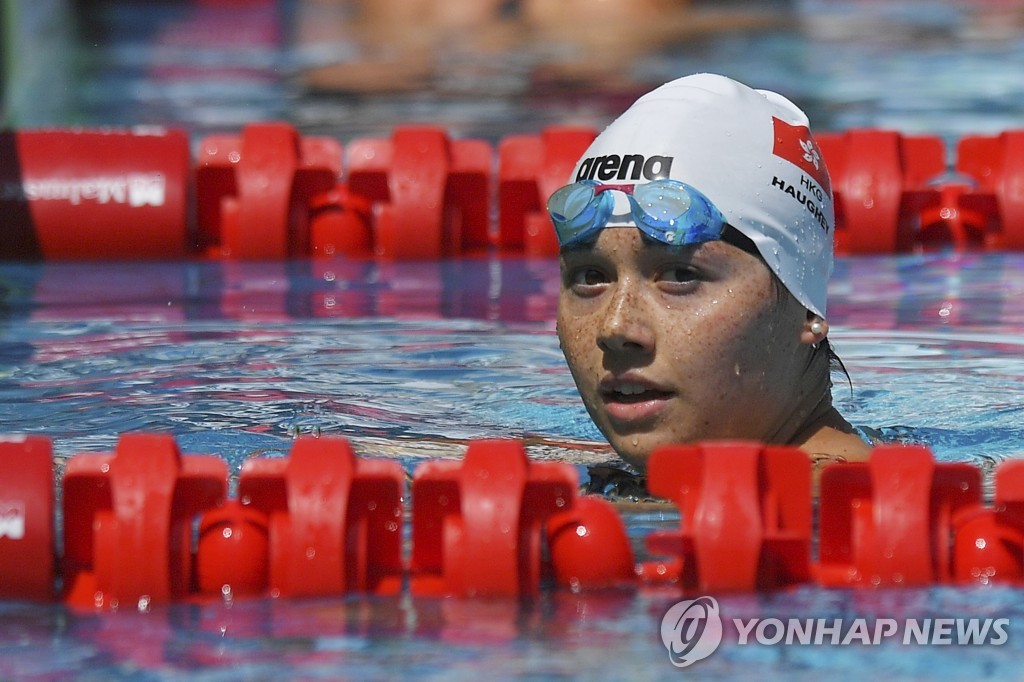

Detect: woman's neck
[766,342,869,462]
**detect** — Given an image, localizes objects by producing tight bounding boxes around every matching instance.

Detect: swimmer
[551,73,871,471]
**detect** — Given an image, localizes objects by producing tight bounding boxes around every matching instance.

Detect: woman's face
[557,227,816,469]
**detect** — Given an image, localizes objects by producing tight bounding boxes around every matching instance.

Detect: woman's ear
[800,314,828,345]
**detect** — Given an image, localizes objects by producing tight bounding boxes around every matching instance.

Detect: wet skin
[557,227,870,469]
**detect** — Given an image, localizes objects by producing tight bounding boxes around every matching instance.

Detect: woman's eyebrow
[558,238,600,256]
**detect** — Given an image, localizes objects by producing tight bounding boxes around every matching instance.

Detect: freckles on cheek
[556,315,586,366]
[562,333,594,377]
[676,322,763,394]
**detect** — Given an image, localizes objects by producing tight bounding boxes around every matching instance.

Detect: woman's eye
[568,267,608,288]
[658,266,699,284]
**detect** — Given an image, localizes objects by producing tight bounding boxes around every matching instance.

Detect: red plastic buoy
[196,500,271,598]
[547,496,635,590]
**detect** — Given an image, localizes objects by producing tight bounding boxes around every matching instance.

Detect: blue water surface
[6,0,1024,678]
[2,253,1024,680]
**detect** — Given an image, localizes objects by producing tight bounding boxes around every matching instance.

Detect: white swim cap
[568,73,834,317]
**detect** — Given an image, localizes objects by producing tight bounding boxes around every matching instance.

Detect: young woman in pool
[550,73,871,471]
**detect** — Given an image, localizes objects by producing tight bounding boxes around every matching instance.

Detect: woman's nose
[596,280,655,354]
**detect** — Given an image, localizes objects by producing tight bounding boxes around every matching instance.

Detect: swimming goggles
[547,178,728,248]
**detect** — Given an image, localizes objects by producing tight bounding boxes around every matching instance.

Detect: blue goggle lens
[547,179,728,248]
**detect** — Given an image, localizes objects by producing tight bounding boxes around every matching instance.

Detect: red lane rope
[1,434,1021,607]
[5,124,1022,260]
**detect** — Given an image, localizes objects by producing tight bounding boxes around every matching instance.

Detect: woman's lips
[599,377,674,424]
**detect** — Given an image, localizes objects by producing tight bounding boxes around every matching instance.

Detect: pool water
[2,253,1024,680]
[4,254,1024,473]
[6,0,1024,679]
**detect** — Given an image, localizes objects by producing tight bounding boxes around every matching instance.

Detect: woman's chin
[605,431,663,471]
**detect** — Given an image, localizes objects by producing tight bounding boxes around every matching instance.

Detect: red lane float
[410,439,578,597]
[195,500,270,598]
[816,445,982,587]
[195,122,342,258]
[956,131,1024,249]
[308,184,375,258]
[346,125,492,258]
[641,442,812,592]
[546,495,636,591]
[0,128,191,259]
[915,180,992,251]
[228,436,405,598]
[9,124,1024,257]
[497,126,596,256]
[6,433,1024,607]
[61,434,227,609]
[0,436,54,601]
[816,130,947,253]
[951,458,1024,584]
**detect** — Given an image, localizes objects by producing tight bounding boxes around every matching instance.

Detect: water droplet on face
[631,437,639,447]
